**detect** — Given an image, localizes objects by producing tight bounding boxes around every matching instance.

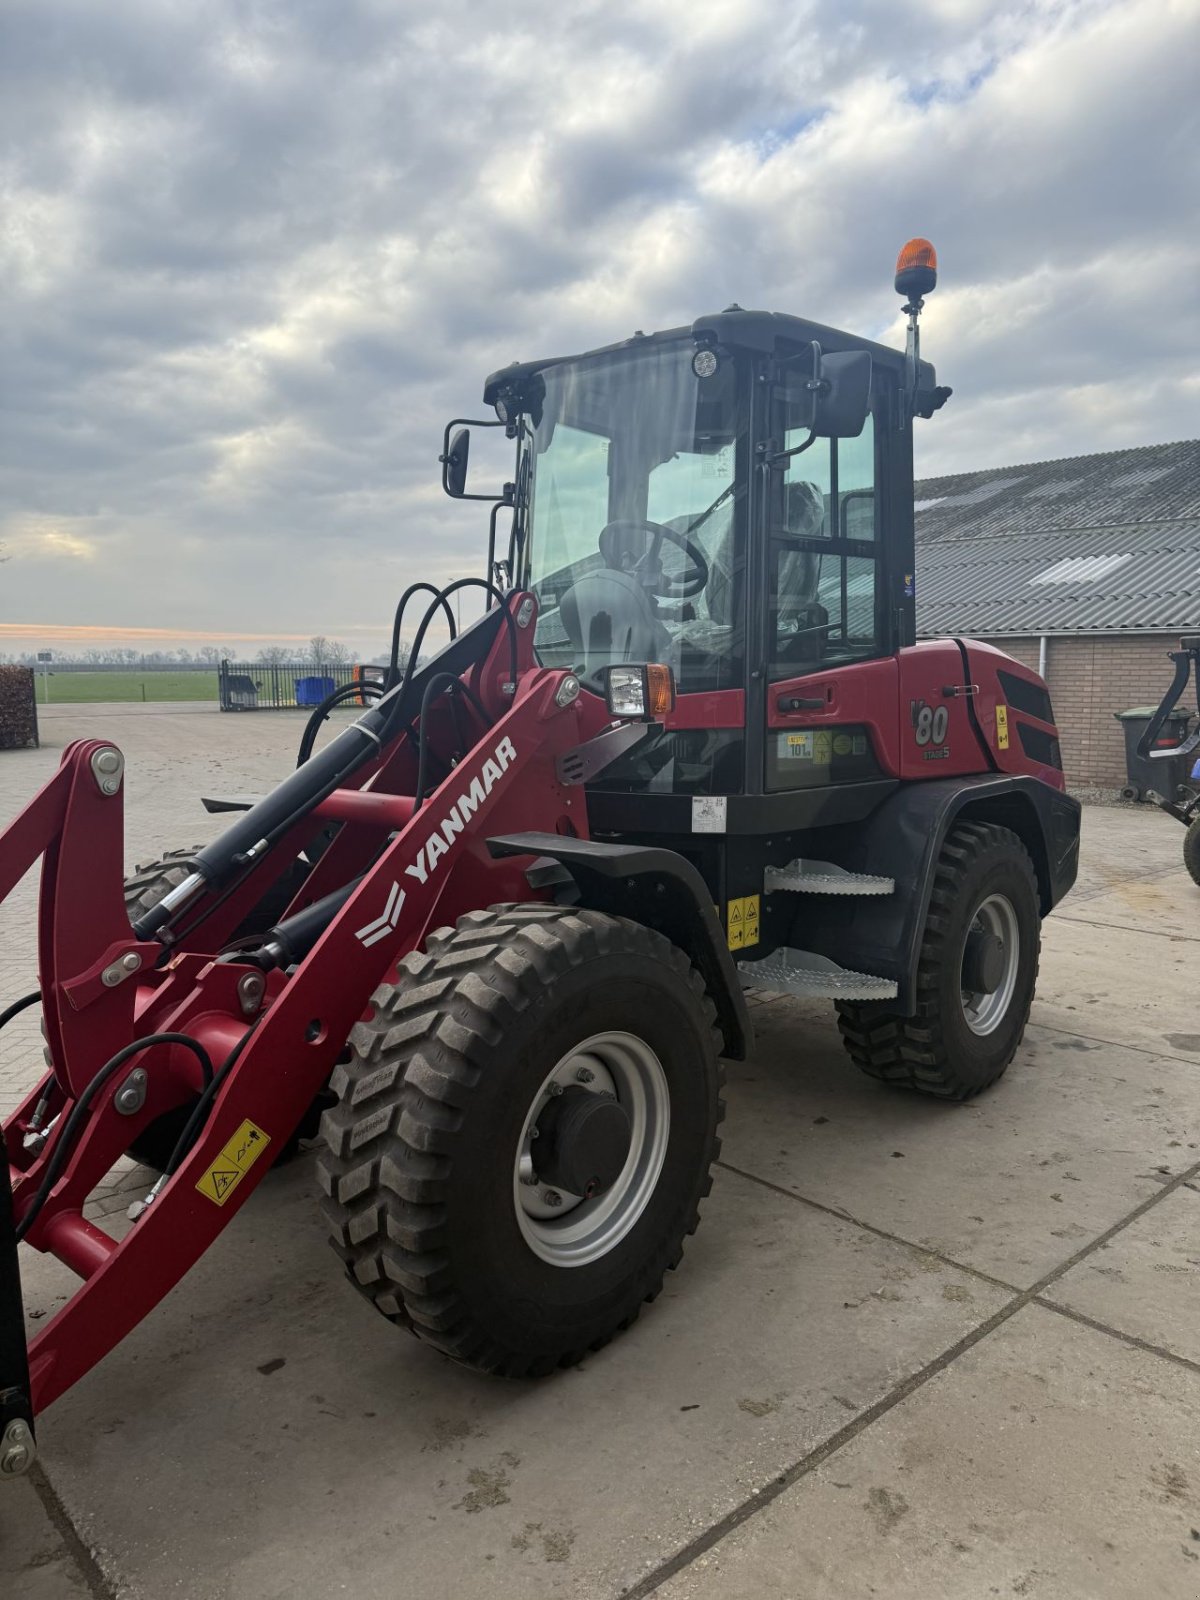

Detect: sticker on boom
[196,1119,271,1206]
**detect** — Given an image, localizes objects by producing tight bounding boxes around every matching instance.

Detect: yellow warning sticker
[996,704,1010,750]
[726,894,761,952]
[196,1119,271,1206]
[813,730,833,765]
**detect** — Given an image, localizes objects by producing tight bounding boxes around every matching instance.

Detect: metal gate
[218,662,383,712]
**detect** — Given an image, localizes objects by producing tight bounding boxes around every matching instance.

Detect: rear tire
[836,821,1040,1100]
[1184,819,1200,888]
[317,905,724,1376]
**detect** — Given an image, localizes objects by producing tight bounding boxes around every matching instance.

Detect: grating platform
[764,859,894,897]
[738,948,898,1001]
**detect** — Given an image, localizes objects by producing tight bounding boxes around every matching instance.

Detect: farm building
[914,439,1199,790]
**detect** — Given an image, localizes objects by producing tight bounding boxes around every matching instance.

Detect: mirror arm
[759,428,816,468]
[485,489,517,602]
[439,416,512,502]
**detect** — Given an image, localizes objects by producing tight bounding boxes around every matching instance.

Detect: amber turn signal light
[602,663,676,720]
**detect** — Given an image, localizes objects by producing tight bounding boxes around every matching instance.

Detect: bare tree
[195,645,222,665]
[308,635,349,667]
[256,645,292,665]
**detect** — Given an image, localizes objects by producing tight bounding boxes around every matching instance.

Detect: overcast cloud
[2,0,1197,656]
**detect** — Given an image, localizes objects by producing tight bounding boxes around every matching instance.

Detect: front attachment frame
[1,596,593,1431]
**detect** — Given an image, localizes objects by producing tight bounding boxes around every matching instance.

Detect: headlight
[602,663,675,720]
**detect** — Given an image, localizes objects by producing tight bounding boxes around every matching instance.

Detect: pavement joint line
[623,1152,1200,1599]
[27,1463,120,1600]
[1027,1016,1200,1068]
[1052,912,1200,943]
[1030,1296,1200,1378]
[715,1159,1020,1294]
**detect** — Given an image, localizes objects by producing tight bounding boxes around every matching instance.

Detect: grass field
[37,671,219,704]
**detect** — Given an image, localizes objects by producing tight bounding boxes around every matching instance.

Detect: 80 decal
[911,698,949,748]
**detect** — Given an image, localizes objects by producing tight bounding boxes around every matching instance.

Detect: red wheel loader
[0,241,1080,1476]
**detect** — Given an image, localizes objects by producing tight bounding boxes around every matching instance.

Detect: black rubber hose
[382,579,517,746]
[0,991,41,1034]
[14,1032,215,1243]
[386,583,457,689]
[412,673,493,809]
[144,588,513,945]
[160,1021,261,1181]
[297,680,384,769]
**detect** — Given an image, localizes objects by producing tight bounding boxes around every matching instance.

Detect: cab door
[763,376,901,790]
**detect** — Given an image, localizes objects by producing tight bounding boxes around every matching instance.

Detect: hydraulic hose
[385,583,457,689]
[297,680,384,769]
[412,673,492,809]
[0,991,41,1034]
[14,1032,215,1243]
[133,584,518,943]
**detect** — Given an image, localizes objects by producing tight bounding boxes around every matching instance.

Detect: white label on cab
[691,796,728,833]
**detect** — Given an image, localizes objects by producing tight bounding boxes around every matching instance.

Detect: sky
[1,0,1197,659]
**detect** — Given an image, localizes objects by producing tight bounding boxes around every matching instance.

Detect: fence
[0,666,39,750]
[218,661,384,712]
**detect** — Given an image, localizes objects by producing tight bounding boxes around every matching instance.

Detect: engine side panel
[960,637,1066,791]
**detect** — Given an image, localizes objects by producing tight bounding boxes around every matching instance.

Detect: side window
[770,411,878,674]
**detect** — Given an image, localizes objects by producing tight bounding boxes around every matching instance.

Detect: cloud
[1,0,1197,654]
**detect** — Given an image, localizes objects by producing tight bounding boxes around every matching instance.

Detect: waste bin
[1113,705,1196,801]
[295,675,336,707]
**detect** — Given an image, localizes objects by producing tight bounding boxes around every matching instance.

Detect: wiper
[683,475,740,540]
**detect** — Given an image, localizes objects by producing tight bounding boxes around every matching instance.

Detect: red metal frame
[2,599,592,1412]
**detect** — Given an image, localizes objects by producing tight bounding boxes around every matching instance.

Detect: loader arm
[0,596,588,1438]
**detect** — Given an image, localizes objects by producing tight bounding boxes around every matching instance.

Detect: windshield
[523,339,746,694]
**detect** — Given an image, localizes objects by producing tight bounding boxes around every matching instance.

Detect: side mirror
[812,351,872,438]
[442,427,470,497]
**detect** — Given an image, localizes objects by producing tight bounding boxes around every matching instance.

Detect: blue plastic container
[295,676,336,707]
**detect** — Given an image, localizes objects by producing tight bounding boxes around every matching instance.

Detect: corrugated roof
[914,440,1200,635]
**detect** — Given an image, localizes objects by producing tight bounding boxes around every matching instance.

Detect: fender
[785,775,1080,1014]
[487,832,753,1060]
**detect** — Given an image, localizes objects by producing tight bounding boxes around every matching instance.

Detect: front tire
[837,821,1040,1100]
[317,905,724,1375]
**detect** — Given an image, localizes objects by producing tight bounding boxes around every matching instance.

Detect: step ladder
[764,859,894,897]
[738,948,898,1001]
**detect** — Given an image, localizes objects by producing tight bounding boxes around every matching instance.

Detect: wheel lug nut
[575,1067,594,1084]
[543,1190,563,1208]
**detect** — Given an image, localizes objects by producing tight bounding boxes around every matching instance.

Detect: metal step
[764,859,894,897]
[738,948,898,1001]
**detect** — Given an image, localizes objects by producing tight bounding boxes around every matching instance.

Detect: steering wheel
[598,519,709,600]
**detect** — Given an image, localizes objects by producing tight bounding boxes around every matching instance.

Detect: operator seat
[559,564,671,674]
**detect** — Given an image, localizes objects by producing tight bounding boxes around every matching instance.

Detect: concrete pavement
[1,705,1197,1598]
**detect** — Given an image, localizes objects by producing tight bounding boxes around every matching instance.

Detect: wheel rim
[960,893,1020,1036]
[513,1030,670,1268]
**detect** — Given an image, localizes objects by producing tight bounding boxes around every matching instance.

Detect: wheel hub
[962,927,1005,994]
[513,1030,670,1268]
[959,893,1021,1036]
[532,1086,633,1198]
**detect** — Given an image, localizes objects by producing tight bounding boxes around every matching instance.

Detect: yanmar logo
[354,735,518,948]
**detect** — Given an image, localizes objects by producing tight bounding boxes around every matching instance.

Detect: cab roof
[483,308,931,405]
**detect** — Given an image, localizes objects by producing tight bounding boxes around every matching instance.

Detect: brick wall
[975,634,1183,789]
